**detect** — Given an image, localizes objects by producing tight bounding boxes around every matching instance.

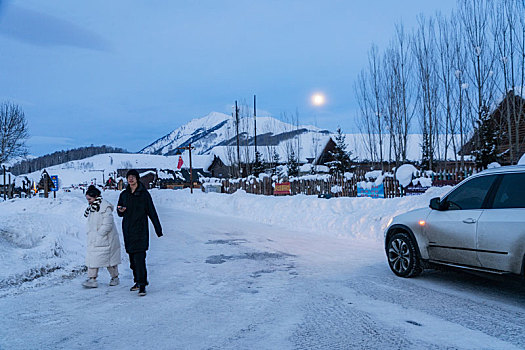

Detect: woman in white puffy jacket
[82,185,121,288]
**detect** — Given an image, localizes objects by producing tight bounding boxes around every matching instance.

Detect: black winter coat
[117,182,162,253]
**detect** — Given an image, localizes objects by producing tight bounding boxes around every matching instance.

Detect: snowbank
[152,186,450,242]
[0,190,123,292]
[412,177,432,187]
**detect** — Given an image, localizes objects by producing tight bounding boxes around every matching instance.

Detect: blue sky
[0,0,456,156]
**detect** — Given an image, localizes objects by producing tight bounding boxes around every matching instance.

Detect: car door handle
[462,218,477,224]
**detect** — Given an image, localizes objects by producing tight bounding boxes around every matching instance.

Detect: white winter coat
[85,199,121,268]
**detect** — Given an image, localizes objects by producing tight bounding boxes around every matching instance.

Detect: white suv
[384,165,525,278]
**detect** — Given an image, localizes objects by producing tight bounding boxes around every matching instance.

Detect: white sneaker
[109,277,120,286]
[82,278,98,288]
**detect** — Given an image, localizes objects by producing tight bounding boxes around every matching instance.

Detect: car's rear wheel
[387,232,422,277]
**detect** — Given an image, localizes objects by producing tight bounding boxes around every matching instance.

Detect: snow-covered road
[1,192,525,349]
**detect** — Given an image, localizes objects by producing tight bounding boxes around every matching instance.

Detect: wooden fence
[222,175,402,198]
[220,167,476,198]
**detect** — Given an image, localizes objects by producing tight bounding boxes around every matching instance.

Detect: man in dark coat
[117,169,162,296]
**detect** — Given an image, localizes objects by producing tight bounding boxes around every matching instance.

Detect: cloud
[0,3,111,51]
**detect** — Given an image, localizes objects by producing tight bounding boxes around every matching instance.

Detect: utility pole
[235,100,241,177]
[44,171,49,198]
[2,165,6,201]
[89,170,105,185]
[177,143,195,193]
[254,95,257,154]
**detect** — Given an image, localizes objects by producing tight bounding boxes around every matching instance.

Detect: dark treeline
[9,145,127,175]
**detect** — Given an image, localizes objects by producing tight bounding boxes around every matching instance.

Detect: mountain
[139,111,462,163]
[139,112,331,159]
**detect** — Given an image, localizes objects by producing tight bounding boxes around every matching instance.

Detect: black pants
[129,251,148,286]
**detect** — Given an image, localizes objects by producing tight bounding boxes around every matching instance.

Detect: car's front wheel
[387,232,422,277]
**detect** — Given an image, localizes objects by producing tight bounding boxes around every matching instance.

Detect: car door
[477,172,525,274]
[425,174,498,267]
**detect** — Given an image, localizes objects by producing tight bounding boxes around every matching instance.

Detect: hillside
[9,146,126,175]
[20,153,215,188]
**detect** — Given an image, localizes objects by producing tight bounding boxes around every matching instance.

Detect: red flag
[177,155,184,170]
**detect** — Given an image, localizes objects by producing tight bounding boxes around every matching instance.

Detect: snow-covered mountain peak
[139,111,331,157]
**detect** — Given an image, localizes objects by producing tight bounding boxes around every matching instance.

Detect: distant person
[117,169,163,296]
[82,185,121,288]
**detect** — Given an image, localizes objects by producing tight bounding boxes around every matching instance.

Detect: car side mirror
[429,197,442,211]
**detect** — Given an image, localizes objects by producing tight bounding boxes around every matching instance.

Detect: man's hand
[117,206,127,213]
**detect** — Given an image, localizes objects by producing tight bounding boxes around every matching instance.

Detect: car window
[491,173,525,209]
[444,175,497,210]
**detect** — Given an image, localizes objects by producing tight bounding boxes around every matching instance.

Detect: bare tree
[352,0,525,169]
[0,102,29,165]
[515,0,525,160]
[460,0,498,161]
[382,47,400,166]
[450,11,471,170]
[413,15,441,170]
[354,45,386,169]
[224,113,239,177]
[355,69,378,163]
[239,100,253,176]
[368,45,385,168]
[294,108,301,163]
[492,0,525,164]
[392,24,416,164]
[437,12,458,166]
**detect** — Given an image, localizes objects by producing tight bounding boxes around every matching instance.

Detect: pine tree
[287,149,299,177]
[327,127,353,175]
[472,106,499,169]
[420,126,431,171]
[272,149,280,175]
[252,150,265,176]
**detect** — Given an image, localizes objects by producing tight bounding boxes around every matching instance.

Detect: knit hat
[86,185,101,198]
[126,169,140,181]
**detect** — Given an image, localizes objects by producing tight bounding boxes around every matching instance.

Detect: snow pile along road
[0,191,122,292]
[155,186,451,241]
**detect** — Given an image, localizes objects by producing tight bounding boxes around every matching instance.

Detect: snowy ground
[1,189,525,349]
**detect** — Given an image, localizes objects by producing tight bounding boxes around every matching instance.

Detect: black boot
[138,285,146,296]
[130,283,139,291]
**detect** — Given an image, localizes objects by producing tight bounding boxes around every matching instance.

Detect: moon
[311,93,326,106]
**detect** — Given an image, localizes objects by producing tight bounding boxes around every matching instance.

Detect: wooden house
[157,168,210,189]
[207,155,230,178]
[117,168,157,189]
[461,90,525,165]
[313,138,337,166]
